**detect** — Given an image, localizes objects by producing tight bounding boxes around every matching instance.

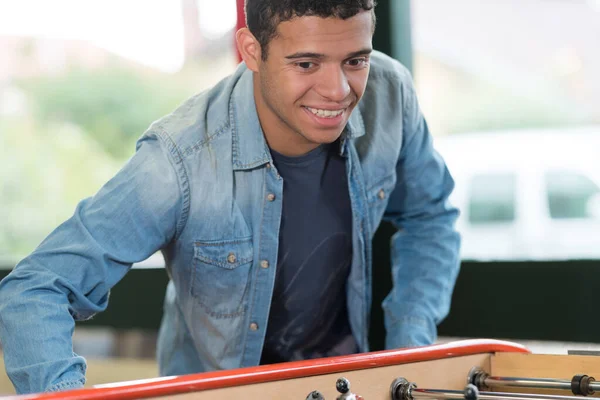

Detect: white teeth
[306,107,344,118]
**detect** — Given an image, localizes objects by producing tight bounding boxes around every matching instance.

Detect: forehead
[272,11,373,56]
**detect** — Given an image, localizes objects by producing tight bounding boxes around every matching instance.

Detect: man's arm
[381,71,461,349]
[0,130,186,394]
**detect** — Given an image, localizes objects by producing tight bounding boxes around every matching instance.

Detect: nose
[317,65,351,102]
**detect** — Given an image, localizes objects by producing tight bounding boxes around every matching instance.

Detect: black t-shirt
[260,141,358,364]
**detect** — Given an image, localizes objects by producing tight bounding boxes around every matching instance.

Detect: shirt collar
[340,101,365,156]
[230,66,272,171]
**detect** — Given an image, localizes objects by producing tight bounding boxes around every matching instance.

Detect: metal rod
[483,377,600,393]
[410,388,595,400]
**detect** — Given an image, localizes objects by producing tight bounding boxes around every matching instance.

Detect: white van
[434,126,600,261]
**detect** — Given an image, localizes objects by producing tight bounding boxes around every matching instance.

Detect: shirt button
[378,189,386,200]
[249,322,259,331]
[260,260,269,269]
[227,253,237,263]
[267,193,276,202]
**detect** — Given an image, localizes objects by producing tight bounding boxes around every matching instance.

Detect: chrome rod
[468,367,597,396]
[483,377,600,393]
[410,388,595,400]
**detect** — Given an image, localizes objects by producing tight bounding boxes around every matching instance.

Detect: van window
[468,173,516,224]
[546,170,600,219]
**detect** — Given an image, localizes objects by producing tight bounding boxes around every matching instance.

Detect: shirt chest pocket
[191,237,254,318]
[366,174,397,236]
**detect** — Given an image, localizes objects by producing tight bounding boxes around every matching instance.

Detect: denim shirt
[0,51,460,394]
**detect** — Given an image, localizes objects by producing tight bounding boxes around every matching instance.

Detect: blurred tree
[0,118,120,258]
[19,67,190,159]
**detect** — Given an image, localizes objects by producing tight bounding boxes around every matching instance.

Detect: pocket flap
[194,237,253,270]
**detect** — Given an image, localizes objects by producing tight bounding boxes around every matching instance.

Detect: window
[0,1,238,262]
[412,0,600,261]
[468,173,516,224]
[546,170,600,219]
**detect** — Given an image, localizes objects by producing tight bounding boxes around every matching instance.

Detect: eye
[296,61,315,70]
[346,57,369,68]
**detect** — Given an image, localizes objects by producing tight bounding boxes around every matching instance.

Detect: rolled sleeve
[0,130,186,394]
[382,69,461,349]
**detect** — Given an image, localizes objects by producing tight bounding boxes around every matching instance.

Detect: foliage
[0,118,121,258]
[18,67,193,159]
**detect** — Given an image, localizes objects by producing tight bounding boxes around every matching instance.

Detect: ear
[236,28,262,72]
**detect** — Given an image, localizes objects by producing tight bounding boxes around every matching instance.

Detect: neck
[264,131,321,157]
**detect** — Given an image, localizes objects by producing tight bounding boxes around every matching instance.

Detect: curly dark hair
[245,0,377,60]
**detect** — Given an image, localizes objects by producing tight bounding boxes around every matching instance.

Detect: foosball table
[4,339,600,400]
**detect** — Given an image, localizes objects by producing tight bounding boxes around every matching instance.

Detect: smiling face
[238,11,373,156]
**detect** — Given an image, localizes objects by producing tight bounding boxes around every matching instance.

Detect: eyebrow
[284,48,373,60]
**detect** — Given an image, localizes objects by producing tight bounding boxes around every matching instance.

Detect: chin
[307,130,344,145]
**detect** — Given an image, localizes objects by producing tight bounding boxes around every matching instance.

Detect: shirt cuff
[47,378,86,393]
[385,315,437,349]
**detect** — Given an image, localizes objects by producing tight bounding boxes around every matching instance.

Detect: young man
[0,0,461,394]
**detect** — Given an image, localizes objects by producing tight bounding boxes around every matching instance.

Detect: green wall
[373,0,413,73]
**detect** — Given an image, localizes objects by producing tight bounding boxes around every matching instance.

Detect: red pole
[235,0,246,62]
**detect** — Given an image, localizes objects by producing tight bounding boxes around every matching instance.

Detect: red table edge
[7,339,529,400]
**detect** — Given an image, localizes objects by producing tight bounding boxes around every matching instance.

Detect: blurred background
[1,0,600,393]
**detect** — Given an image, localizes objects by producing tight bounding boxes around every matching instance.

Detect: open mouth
[304,106,346,119]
